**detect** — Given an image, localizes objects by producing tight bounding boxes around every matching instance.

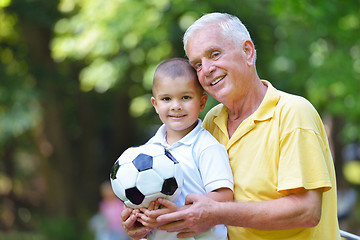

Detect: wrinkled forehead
[186,25,231,60]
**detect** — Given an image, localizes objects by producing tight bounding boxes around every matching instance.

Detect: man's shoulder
[203,103,225,123]
[276,90,322,127]
[206,103,224,117]
[277,90,317,113]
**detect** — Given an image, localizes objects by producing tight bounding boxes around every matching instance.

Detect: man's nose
[202,59,215,76]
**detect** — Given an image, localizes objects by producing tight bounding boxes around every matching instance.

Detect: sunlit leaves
[52,0,176,94]
[339,14,359,31]
[129,94,152,118]
[270,0,360,142]
[0,95,40,143]
[0,6,40,144]
[0,0,11,7]
[309,39,329,67]
[178,12,198,31]
[79,57,128,92]
[0,8,18,42]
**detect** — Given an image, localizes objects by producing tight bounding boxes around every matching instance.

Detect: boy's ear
[199,93,208,111]
[151,96,159,113]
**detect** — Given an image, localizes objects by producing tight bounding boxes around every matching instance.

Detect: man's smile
[211,75,225,86]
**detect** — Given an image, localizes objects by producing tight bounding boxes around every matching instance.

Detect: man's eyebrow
[189,48,218,65]
[189,59,197,66]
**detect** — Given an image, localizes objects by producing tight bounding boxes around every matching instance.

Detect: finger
[158,219,186,232]
[121,207,133,221]
[184,193,201,205]
[154,199,161,210]
[137,217,151,227]
[122,212,137,230]
[156,210,185,224]
[145,207,171,219]
[137,217,161,228]
[177,231,197,238]
[137,212,157,223]
[147,201,156,211]
[157,198,178,210]
[128,226,152,239]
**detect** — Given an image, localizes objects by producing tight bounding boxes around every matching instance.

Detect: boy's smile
[151,75,207,144]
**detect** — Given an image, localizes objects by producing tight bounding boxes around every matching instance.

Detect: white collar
[151,119,203,148]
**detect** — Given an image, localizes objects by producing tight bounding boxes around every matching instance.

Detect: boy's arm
[206,187,233,202]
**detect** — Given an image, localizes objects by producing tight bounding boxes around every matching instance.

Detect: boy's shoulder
[194,125,226,151]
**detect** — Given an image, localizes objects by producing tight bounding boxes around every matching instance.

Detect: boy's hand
[137,198,179,228]
[121,206,151,239]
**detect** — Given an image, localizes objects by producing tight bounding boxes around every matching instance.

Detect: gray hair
[183,13,255,58]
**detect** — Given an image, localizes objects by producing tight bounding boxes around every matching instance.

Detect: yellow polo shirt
[202,81,340,240]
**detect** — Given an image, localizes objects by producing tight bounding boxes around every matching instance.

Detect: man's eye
[194,63,202,71]
[212,52,220,59]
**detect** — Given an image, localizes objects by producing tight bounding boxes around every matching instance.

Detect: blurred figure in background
[89,181,131,240]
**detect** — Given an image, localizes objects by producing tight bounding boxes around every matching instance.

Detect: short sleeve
[198,143,234,193]
[278,128,332,192]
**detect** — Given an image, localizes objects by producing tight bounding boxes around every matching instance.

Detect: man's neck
[226,80,267,138]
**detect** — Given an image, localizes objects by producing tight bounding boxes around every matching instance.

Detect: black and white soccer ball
[110,144,184,209]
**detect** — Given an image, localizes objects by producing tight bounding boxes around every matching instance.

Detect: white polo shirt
[146,119,234,240]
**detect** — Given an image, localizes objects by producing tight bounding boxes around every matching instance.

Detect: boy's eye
[182,96,191,100]
[161,97,171,101]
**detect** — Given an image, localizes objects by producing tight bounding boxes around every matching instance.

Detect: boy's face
[151,75,208,137]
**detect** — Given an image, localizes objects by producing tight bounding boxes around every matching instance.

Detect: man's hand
[155,194,218,238]
[121,206,151,239]
[137,198,179,228]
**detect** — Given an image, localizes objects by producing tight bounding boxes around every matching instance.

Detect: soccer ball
[110,144,184,209]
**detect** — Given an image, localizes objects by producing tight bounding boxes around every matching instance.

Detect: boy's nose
[171,101,182,111]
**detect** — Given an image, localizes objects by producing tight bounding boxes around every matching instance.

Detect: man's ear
[199,93,208,111]
[243,40,256,67]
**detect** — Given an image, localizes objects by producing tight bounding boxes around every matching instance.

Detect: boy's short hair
[152,58,203,94]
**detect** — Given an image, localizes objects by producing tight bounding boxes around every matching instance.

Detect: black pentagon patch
[132,154,153,171]
[164,149,178,164]
[161,177,178,195]
[126,187,145,205]
[110,161,120,180]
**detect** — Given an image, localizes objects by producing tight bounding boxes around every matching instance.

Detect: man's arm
[137,187,233,230]
[156,188,322,238]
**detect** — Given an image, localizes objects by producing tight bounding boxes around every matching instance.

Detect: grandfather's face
[186,24,250,103]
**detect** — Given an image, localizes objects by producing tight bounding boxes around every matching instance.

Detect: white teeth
[211,76,224,85]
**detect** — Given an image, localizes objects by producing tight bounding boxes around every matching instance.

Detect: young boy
[135,58,234,240]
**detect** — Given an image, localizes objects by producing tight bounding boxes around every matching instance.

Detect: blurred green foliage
[270,0,360,142]
[0,0,359,237]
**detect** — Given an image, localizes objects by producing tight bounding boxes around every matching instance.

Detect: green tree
[270,0,360,142]
[1,0,359,236]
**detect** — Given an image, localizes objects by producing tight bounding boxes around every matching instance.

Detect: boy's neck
[165,121,198,146]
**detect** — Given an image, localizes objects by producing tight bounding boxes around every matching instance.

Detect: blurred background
[0,0,359,239]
